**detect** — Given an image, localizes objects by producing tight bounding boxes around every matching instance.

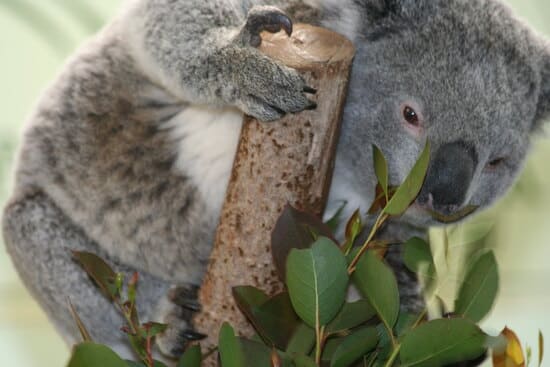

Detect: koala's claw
[242,6,293,47]
[169,285,201,312]
[304,101,317,110]
[156,285,205,358]
[179,329,206,341]
[303,86,318,94]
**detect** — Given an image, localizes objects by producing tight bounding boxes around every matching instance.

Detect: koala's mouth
[425,205,479,224]
[405,202,479,226]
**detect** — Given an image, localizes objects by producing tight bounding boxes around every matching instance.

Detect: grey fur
[2,0,549,361]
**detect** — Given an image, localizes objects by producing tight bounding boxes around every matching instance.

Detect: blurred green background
[0,1,548,366]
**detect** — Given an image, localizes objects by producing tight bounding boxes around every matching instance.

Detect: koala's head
[330,0,550,227]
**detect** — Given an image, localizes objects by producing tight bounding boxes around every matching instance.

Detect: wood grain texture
[193,24,355,360]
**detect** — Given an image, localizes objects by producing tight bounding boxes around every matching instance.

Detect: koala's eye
[403,106,420,126]
[487,157,506,169]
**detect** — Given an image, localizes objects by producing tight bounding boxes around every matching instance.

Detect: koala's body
[2,0,549,361]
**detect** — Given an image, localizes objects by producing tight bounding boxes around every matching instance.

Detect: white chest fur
[162,106,244,216]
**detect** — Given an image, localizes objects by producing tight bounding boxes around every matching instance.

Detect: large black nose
[418,141,477,213]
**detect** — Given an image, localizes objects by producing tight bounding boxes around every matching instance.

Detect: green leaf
[353,251,400,330]
[330,327,379,367]
[373,145,389,198]
[294,354,317,367]
[250,292,300,350]
[178,345,201,367]
[72,251,119,300]
[343,209,363,253]
[67,342,127,367]
[233,286,269,309]
[143,322,168,338]
[218,323,245,367]
[325,201,347,232]
[321,338,344,362]
[234,287,300,348]
[232,286,270,328]
[272,205,335,281]
[125,361,166,367]
[326,300,376,335]
[400,318,487,367]
[286,237,349,328]
[394,312,420,338]
[383,142,430,216]
[454,251,499,322]
[403,237,436,289]
[286,323,316,355]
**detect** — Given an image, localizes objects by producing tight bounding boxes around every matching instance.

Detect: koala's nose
[418,141,477,213]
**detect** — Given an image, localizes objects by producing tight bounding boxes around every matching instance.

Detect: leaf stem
[315,325,325,365]
[347,213,389,274]
[383,343,401,367]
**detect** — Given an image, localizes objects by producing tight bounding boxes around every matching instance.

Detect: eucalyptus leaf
[400,318,487,367]
[286,237,349,328]
[294,354,317,367]
[178,345,201,367]
[325,201,347,232]
[125,361,166,367]
[403,237,436,289]
[383,142,430,216]
[67,342,127,367]
[233,286,269,309]
[373,145,389,198]
[330,327,379,367]
[353,251,400,330]
[322,338,344,362]
[250,292,300,350]
[394,312,420,338]
[272,205,335,281]
[454,251,499,322]
[326,300,376,335]
[218,323,245,367]
[286,323,315,355]
[238,338,272,367]
[72,251,119,300]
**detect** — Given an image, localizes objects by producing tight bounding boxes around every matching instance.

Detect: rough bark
[193,24,355,358]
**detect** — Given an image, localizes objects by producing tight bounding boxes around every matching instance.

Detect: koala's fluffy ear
[534,51,550,130]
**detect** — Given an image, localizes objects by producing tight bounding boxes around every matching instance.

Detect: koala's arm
[125,0,316,121]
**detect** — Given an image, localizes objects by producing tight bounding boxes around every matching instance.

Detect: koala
[2,0,549,362]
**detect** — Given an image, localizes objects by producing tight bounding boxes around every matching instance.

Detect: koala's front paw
[232,6,317,121]
[236,59,317,121]
[155,285,205,358]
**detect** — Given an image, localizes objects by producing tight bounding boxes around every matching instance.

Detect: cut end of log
[259,24,355,67]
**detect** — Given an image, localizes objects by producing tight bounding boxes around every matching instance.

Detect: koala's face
[336,0,550,227]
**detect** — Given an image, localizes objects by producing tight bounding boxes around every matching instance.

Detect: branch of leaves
[248,211,494,367]
[67,251,181,367]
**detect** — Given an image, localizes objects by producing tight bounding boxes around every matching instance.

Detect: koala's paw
[236,60,317,121]
[240,6,293,48]
[155,285,205,358]
[229,6,316,121]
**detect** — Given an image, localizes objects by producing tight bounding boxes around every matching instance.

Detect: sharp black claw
[246,11,293,43]
[305,101,317,110]
[303,86,317,94]
[180,329,207,341]
[277,14,293,36]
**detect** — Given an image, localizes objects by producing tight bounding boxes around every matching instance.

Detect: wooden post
[193,24,355,356]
